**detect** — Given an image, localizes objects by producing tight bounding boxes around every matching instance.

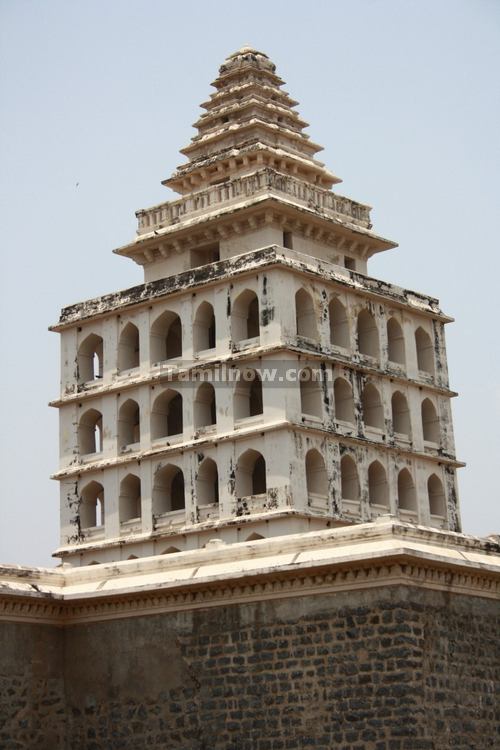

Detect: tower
[51,47,462,566]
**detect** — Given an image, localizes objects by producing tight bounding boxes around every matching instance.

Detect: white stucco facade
[50,47,462,566]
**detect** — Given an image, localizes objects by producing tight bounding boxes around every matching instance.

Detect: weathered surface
[51,46,462,567]
[1,586,499,749]
[0,623,65,750]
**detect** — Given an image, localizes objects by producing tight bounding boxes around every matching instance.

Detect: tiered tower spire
[165,46,339,195]
[51,48,462,566]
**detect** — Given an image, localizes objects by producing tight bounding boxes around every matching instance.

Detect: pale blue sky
[1,0,499,566]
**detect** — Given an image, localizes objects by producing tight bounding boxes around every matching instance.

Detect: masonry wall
[1,586,499,749]
[0,622,65,749]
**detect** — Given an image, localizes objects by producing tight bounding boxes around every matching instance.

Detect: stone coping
[1,521,499,625]
[51,246,448,331]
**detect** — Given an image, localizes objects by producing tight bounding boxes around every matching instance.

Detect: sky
[0,0,499,567]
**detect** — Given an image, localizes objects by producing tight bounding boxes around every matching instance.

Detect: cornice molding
[1,551,499,627]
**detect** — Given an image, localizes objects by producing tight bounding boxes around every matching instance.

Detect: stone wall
[0,622,65,750]
[1,585,499,749]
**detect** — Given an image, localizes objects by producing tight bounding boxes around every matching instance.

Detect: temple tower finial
[164,47,340,195]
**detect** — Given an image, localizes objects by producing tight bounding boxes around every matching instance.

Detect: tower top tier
[164,46,340,195]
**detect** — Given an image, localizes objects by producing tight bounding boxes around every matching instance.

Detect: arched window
[151,389,183,439]
[236,449,266,497]
[119,473,141,523]
[334,377,355,423]
[78,408,103,454]
[428,474,445,517]
[150,310,182,364]
[391,391,411,436]
[118,322,139,371]
[300,368,323,419]
[193,301,216,353]
[152,464,185,515]
[305,449,328,498]
[421,398,439,443]
[118,399,140,448]
[397,468,417,512]
[329,298,350,349]
[357,309,379,358]
[295,289,318,340]
[80,480,104,528]
[234,369,263,420]
[232,290,259,342]
[162,546,181,554]
[387,318,405,365]
[362,383,384,430]
[194,383,216,428]
[340,455,359,501]
[77,333,103,383]
[415,327,435,375]
[368,461,389,508]
[196,457,219,505]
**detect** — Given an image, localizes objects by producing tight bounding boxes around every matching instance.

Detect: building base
[1,519,499,749]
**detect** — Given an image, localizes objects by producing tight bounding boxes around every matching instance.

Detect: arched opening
[151,389,183,439]
[415,327,435,375]
[77,333,103,383]
[357,309,379,358]
[118,399,140,448]
[78,408,103,454]
[361,383,384,430]
[234,369,263,420]
[245,532,265,542]
[194,383,216,428]
[232,289,259,342]
[196,457,219,505]
[236,449,266,497]
[127,555,138,560]
[397,468,417,512]
[119,473,141,523]
[300,368,323,419]
[387,318,405,365]
[295,289,318,340]
[80,480,104,528]
[305,449,328,498]
[340,455,359,501]
[329,298,350,349]
[152,464,185,515]
[118,322,139,371]
[193,301,216,352]
[150,310,182,363]
[421,398,439,443]
[334,377,355,423]
[428,474,446,517]
[162,546,181,555]
[391,391,411,436]
[368,461,389,508]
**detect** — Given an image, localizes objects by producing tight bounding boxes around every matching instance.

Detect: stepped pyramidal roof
[164,46,340,195]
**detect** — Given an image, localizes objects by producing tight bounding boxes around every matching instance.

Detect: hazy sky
[1,0,499,567]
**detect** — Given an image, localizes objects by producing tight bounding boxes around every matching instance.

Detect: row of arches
[76,289,436,384]
[77,370,440,456]
[301,374,440,443]
[339,455,445,516]
[78,374,264,454]
[77,292,256,383]
[79,450,265,528]
[299,291,435,373]
[79,448,447,531]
